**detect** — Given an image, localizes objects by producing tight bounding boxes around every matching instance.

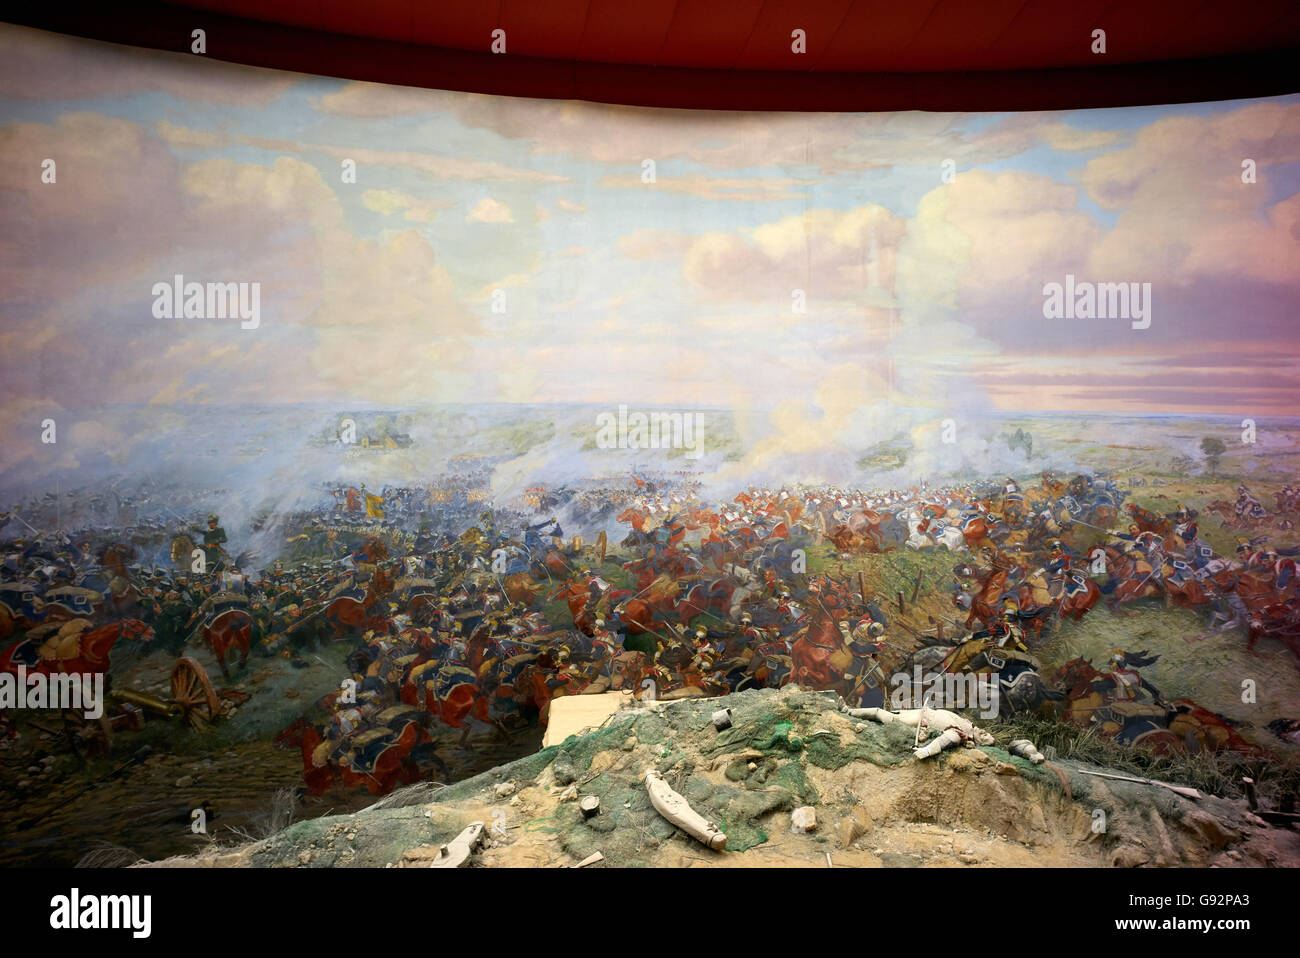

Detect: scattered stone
[838,813,869,848]
[559,785,579,802]
[792,806,817,833]
[1182,809,1241,850]
[947,753,975,773]
[1111,843,1151,868]
[401,845,442,863]
[175,775,194,788]
[494,780,516,798]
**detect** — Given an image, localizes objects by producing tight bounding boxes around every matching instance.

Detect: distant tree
[1200,437,1226,476]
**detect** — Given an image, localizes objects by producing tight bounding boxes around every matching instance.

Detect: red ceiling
[5,1,1298,111]
[177,0,1300,71]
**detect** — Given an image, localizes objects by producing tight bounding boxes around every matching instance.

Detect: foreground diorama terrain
[151,686,1300,869]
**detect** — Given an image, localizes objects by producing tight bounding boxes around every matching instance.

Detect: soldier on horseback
[1235,485,1266,522]
[1171,504,1198,543]
[839,619,887,707]
[189,514,229,573]
[968,606,1028,652]
[1037,540,1085,599]
[522,517,560,553]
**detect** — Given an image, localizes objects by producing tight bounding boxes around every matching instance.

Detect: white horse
[903,509,966,552]
[725,562,761,617]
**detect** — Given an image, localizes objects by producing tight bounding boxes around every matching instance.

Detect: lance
[1061,516,1113,533]
[8,510,42,536]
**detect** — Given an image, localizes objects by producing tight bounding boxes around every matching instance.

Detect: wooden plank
[542,690,634,747]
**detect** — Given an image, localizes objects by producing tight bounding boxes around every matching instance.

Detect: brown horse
[0,617,153,678]
[98,542,137,580]
[617,575,680,637]
[675,579,735,627]
[1051,657,1181,754]
[1058,576,1101,620]
[336,712,430,795]
[961,565,1011,630]
[549,578,596,635]
[1167,699,1271,758]
[503,572,538,606]
[274,718,336,795]
[790,610,846,691]
[960,516,1002,553]
[325,567,395,637]
[845,509,894,551]
[1102,545,1164,614]
[1161,567,1213,609]
[203,608,252,678]
[1124,503,1172,536]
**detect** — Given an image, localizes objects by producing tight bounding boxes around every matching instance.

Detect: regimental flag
[365,492,385,518]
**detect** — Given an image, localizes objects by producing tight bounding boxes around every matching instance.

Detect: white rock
[791,806,817,832]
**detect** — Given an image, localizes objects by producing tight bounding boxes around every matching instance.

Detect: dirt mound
[146,687,1300,868]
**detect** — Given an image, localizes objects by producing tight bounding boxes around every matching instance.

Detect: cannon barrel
[110,688,179,717]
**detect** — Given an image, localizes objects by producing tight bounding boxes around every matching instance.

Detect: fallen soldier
[845,706,995,759]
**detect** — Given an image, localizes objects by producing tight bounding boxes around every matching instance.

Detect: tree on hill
[1200,437,1226,476]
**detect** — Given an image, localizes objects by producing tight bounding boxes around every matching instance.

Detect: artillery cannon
[107,656,224,731]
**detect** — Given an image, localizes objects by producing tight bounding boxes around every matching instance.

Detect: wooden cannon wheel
[170,656,222,730]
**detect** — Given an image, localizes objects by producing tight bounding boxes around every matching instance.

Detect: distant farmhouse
[358,432,413,450]
[319,423,415,452]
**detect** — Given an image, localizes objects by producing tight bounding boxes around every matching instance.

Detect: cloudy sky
[1,22,1297,439]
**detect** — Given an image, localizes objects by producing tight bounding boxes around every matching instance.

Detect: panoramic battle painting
[1,23,1299,868]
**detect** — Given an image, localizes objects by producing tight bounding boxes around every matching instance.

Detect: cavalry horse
[1124,503,1172,536]
[549,578,596,636]
[1051,657,1266,756]
[790,608,872,699]
[1019,569,1101,625]
[274,711,437,796]
[325,566,395,637]
[616,507,652,548]
[894,638,1061,718]
[675,578,736,628]
[203,606,251,678]
[1100,545,1164,614]
[1052,656,1181,753]
[1057,575,1102,621]
[0,617,154,679]
[958,515,1003,553]
[954,562,1012,630]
